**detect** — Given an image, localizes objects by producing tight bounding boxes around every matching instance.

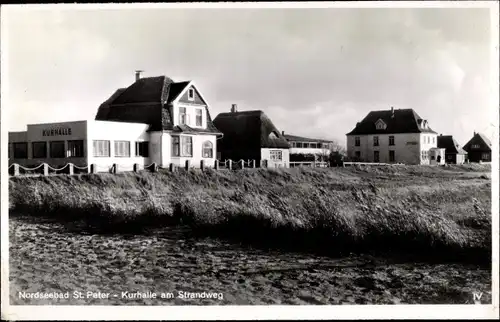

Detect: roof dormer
[375,119,387,130]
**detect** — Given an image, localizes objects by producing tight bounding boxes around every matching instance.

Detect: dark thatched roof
[463,132,492,153]
[213,110,290,149]
[95,76,220,134]
[347,108,437,135]
[437,135,467,155]
[283,133,333,143]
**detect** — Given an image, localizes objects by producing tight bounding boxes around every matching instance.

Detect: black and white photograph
[1,1,499,320]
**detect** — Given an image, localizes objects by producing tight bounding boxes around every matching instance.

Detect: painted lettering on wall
[406,141,418,145]
[42,128,72,137]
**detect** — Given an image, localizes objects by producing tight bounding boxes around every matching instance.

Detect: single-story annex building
[437,134,467,164]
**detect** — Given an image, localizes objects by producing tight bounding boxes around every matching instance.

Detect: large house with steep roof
[462,132,492,163]
[346,107,444,165]
[213,105,290,168]
[8,72,222,171]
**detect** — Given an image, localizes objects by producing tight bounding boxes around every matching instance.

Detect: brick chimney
[135,70,144,81]
[231,104,238,113]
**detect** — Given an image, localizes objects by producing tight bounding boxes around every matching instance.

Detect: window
[389,150,395,162]
[67,140,84,158]
[355,137,360,147]
[13,142,28,159]
[389,136,395,146]
[114,141,130,157]
[202,141,213,158]
[270,150,283,161]
[32,141,47,159]
[269,132,278,140]
[472,144,480,149]
[303,143,310,148]
[373,136,379,146]
[181,136,193,157]
[8,143,12,159]
[135,141,149,157]
[179,107,187,125]
[188,88,195,101]
[421,150,426,160]
[50,141,65,158]
[374,151,380,162]
[172,136,180,157]
[432,137,435,144]
[355,151,361,160]
[93,140,110,157]
[431,155,435,160]
[375,119,386,130]
[195,109,203,126]
[317,143,323,149]
[482,153,490,160]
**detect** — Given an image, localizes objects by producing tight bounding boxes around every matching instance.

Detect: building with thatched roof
[212,105,290,167]
[463,132,492,163]
[437,134,467,164]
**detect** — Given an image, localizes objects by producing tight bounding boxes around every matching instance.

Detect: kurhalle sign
[42,127,72,137]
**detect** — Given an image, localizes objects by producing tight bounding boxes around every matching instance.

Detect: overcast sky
[2,5,497,146]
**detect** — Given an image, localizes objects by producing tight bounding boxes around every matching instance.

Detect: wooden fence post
[112,164,117,174]
[200,160,205,170]
[185,160,190,170]
[252,160,256,168]
[68,164,74,175]
[133,163,139,173]
[151,163,158,173]
[169,163,175,172]
[228,160,232,170]
[240,160,245,170]
[43,163,49,176]
[90,164,96,174]
[13,164,20,176]
[214,160,219,170]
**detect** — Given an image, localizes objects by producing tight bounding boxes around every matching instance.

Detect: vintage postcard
[1,1,499,320]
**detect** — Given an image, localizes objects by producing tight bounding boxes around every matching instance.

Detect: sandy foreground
[9,215,491,305]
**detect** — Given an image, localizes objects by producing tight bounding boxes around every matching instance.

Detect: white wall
[419,133,438,165]
[149,131,163,166]
[169,133,217,168]
[172,102,208,129]
[347,133,437,165]
[86,120,150,172]
[261,148,290,168]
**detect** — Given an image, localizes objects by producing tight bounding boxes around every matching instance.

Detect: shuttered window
[93,140,110,157]
[114,141,130,157]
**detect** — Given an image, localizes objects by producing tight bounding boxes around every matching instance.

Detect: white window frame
[202,141,213,158]
[270,150,283,161]
[195,108,203,126]
[181,136,193,157]
[114,141,130,157]
[93,140,110,157]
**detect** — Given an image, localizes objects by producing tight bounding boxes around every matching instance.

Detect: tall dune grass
[8,165,492,263]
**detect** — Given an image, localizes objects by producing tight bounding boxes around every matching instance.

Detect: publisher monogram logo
[472,292,483,304]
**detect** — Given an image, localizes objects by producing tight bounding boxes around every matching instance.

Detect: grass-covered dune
[9,164,492,264]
